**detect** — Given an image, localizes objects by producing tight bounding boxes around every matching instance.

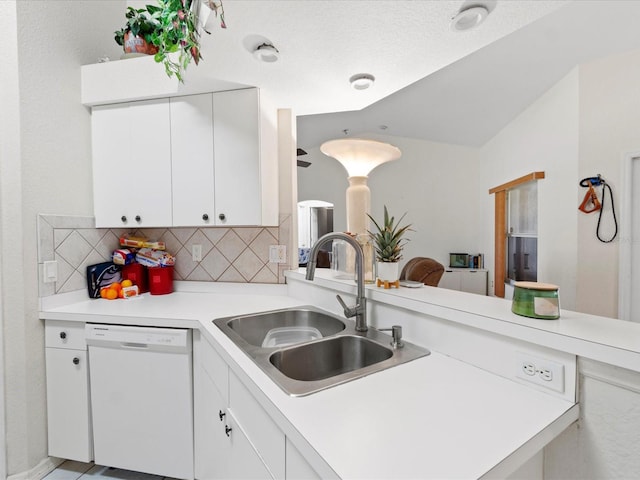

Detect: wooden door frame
[489,172,545,297]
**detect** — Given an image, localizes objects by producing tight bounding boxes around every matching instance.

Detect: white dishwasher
[86,324,194,480]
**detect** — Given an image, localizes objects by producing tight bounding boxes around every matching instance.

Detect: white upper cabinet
[170,93,216,226]
[91,99,172,228]
[91,88,278,228]
[213,89,261,226]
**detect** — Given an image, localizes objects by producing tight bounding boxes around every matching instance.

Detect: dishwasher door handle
[121,342,150,349]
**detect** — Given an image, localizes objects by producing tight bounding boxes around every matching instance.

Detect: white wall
[577,49,640,318]
[4,1,123,475]
[0,3,19,478]
[478,69,580,309]
[297,134,481,269]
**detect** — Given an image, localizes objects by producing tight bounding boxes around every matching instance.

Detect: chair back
[400,257,445,287]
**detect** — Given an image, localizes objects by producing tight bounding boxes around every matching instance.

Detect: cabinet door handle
[59,331,67,340]
[202,213,209,221]
[225,425,232,437]
[218,213,226,221]
[72,357,80,365]
[121,216,127,223]
[135,215,141,223]
[218,410,225,422]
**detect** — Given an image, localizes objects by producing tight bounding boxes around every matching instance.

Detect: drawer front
[45,320,86,350]
[229,371,285,479]
[201,335,229,404]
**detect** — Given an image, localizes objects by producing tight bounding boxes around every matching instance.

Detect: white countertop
[285,269,640,372]
[40,280,578,479]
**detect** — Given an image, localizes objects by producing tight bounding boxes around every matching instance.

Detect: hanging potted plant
[114,7,161,56]
[368,206,412,285]
[114,0,226,83]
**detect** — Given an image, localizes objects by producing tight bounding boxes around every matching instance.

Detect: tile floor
[43,461,178,480]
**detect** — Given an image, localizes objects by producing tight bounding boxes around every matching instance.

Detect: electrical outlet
[269,245,287,263]
[192,244,202,262]
[515,352,565,393]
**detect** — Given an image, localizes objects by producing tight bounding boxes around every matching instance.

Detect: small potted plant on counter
[368,206,412,288]
[114,0,226,82]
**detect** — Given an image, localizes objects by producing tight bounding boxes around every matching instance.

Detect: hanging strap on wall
[578,175,618,243]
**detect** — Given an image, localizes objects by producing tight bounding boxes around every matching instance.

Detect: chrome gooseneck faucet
[305,232,367,332]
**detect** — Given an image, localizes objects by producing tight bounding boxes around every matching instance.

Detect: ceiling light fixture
[253,43,280,63]
[349,74,375,90]
[450,5,489,31]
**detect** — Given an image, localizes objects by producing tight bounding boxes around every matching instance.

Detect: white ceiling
[297,0,640,148]
[184,1,640,149]
[191,0,566,113]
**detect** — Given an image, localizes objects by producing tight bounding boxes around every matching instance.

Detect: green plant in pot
[114,6,161,56]
[368,206,412,284]
[114,0,226,83]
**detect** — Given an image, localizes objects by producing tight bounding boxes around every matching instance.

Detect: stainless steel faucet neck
[305,232,367,332]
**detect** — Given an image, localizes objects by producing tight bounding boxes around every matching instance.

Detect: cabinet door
[45,349,93,462]
[439,270,462,291]
[461,270,488,295]
[213,89,261,226]
[194,368,231,480]
[226,409,274,479]
[92,98,172,227]
[171,94,216,226]
[286,439,321,480]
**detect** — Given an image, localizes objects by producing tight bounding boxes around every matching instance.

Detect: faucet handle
[379,325,404,348]
[336,294,357,319]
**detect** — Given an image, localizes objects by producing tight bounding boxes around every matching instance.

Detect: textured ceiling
[191,0,566,116]
[297,0,640,148]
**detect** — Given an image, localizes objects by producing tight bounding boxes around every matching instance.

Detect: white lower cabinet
[194,332,287,479]
[285,439,321,480]
[440,268,488,295]
[44,320,93,462]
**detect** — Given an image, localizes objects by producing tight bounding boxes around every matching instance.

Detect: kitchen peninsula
[40,270,640,479]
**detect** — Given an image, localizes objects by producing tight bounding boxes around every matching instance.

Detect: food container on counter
[148,266,174,295]
[122,262,149,294]
[511,281,560,319]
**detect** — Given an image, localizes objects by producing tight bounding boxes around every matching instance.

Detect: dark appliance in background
[508,237,537,282]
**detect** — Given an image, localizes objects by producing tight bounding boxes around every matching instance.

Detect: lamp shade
[320,138,401,177]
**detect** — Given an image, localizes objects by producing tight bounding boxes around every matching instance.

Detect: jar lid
[514,281,558,291]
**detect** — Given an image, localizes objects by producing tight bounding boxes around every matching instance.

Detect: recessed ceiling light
[253,43,280,63]
[349,74,375,90]
[451,6,489,31]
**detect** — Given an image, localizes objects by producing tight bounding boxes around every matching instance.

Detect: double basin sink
[213,306,429,396]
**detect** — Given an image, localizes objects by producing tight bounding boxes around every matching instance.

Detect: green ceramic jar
[511,281,560,319]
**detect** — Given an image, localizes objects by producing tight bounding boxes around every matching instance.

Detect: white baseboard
[8,457,64,480]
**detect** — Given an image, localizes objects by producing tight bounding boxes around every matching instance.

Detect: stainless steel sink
[225,307,345,347]
[270,335,393,381]
[214,306,429,396]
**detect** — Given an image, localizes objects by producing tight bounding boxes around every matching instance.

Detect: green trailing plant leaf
[114,0,226,83]
[367,205,413,263]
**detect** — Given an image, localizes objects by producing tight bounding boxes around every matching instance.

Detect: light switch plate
[43,260,58,283]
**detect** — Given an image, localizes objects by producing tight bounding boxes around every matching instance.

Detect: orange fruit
[118,289,125,298]
[100,288,109,299]
[121,279,133,288]
[105,289,118,300]
[110,282,122,292]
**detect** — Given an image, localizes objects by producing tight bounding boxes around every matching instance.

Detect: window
[507,182,537,282]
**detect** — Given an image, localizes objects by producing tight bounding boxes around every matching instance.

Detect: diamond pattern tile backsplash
[37,214,292,296]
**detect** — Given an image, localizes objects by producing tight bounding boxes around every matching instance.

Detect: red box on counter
[121,263,149,293]
[148,266,174,295]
